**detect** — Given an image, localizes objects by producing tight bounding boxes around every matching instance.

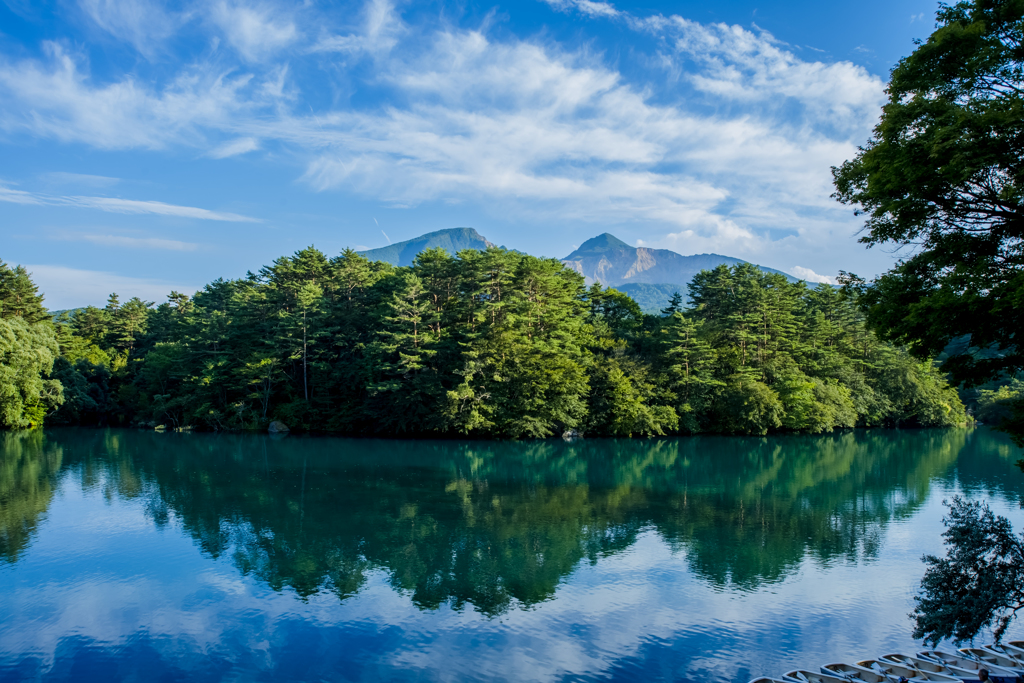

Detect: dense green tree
[108,296,153,359]
[0,261,48,324]
[832,0,1024,646]
[31,247,965,438]
[661,312,720,432]
[832,0,1024,440]
[0,318,63,428]
[366,272,440,433]
[0,263,63,428]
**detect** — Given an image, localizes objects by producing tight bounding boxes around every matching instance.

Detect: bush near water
[1,249,965,436]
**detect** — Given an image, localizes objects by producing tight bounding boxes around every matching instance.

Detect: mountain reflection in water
[0,428,1022,682]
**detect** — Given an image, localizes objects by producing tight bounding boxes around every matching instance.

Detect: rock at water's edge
[268,421,290,434]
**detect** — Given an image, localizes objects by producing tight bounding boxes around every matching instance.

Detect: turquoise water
[0,428,1022,682]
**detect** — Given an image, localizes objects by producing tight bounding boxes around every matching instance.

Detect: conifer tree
[0,262,48,323]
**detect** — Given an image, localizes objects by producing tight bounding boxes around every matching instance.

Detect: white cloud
[23,264,199,309]
[309,0,404,56]
[208,136,260,158]
[0,184,43,205]
[646,16,885,132]
[290,23,878,261]
[78,0,183,55]
[64,234,200,251]
[0,42,260,149]
[541,0,621,18]
[0,183,258,222]
[0,0,888,274]
[42,172,121,188]
[62,196,258,221]
[210,1,298,62]
[789,266,836,284]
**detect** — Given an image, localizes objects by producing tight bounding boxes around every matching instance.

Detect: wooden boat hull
[821,662,889,683]
[918,651,1021,683]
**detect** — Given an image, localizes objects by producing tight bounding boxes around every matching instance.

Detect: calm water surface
[1,428,1022,682]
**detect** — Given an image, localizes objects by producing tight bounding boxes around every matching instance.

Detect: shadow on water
[1,427,1019,616]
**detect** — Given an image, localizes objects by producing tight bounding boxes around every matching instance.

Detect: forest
[0,247,969,437]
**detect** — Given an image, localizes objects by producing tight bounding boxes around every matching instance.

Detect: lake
[1,427,1022,682]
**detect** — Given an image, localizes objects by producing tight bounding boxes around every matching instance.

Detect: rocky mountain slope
[560,233,794,289]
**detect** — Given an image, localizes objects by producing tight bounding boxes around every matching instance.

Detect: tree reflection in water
[0,430,62,564]
[2,427,1016,616]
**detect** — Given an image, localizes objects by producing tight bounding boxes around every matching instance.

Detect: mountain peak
[571,233,632,255]
[425,227,487,241]
[358,227,493,266]
[560,233,796,293]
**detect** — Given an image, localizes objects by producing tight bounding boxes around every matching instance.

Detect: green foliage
[778,377,857,434]
[587,358,678,436]
[0,318,63,428]
[832,0,1024,442]
[977,380,1024,446]
[712,378,784,436]
[0,262,63,428]
[33,248,964,437]
[0,261,49,324]
[913,497,1024,644]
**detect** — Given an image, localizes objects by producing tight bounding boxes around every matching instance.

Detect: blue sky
[0,0,940,309]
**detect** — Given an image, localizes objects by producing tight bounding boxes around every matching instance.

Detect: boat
[857,657,959,683]
[983,646,1024,667]
[750,677,791,683]
[918,651,1020,683]
[959,649,1024,676]
[876,654,965,682]
[784,669,853,683]
[822,662,892,682]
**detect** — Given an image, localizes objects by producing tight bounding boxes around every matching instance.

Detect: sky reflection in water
[0,428,1022,682]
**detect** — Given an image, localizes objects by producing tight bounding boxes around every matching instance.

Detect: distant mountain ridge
[560,233,795,289]
[358,227,493,266]
[357,228,797,312]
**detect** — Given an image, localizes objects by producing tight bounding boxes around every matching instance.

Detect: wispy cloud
[210,1,298,62]
[541,0,620,19]
[0,42,261,149]
[0,0,887,272]
[309,0,403,56]
[0,184,42,205]
[42,171,121,188]
[0,184,258,221]
[208,137,260,158]
[78,0,184,56]
[63,196,257,221]
[61,233,200,251]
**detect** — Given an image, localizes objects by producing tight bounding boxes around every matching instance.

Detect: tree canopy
[834,0,1024,646]
[38,247,965,437]
[0,261,62,428]
[832,0,1024,426]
